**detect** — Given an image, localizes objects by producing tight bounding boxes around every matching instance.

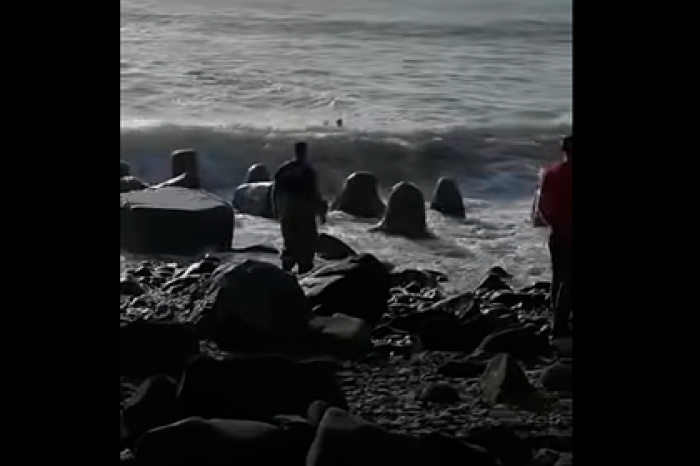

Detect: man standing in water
[533,135,572,337]
[272,142,327,274]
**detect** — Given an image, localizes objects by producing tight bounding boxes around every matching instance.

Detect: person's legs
[280,218,297,272]
[548,236,561,312]
[280,203,318,274]
[550,237,572,337]
[295,212,319,275]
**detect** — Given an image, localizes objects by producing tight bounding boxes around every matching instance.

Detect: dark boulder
[120,320,199,378]
[121,375,179,449]
[418,382,461,404]
[120,187,234,255]
[301,254,391,323]
[373,182,430,238]
[244,163,271,183]
[540,360,573,393]
[316,233,357,260]
[430,177,465,218]
[332,172,386,218]
[135,417,295,466]
[176,354,347,422]
[204,259,313,352]
[480,354,542,410]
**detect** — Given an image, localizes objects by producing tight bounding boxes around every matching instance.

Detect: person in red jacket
[533,135,572,337]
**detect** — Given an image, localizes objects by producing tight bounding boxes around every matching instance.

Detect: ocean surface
[120,0,572,289]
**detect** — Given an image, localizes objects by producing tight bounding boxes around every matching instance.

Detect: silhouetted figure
[335,118,343,128]
[272,142,326,273]
[532,135,572,337]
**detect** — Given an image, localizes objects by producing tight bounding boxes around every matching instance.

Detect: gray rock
[205,259,313,352]
[332,172,386,218]
[418,382,461,404]
[120,187,234,255]
[310,313,373,359]
[301,254,391,323]
[135,417,291,465]
[373,182,430,238]
[430,177,465,218]
[232,181,275,218]
[245,163,271,183]
[316,233,357,260]
[480,353,542,409]
[540,361,572,393]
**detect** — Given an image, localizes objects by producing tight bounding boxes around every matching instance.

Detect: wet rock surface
[120,256,572,465]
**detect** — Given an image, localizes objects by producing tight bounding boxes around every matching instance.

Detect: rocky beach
[120,156,572,466]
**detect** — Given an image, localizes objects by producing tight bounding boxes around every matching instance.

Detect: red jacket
[538,161,572,243]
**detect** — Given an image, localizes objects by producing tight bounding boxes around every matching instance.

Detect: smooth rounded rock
[232,182,274,218]
[332,172,385,218]
[245,163,271,183]
[135,417,292,466]
[430,177,465,218]
[540,361,572,393]
[205,259,313,352]
[373,181,430,238]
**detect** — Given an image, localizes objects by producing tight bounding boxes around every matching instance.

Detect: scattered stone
[487,266,512,279]
[476,273,512,294]
[179,255,221,278]
[373,182,430,238]
[306,407,425,466]
[430,177,465,218]
[390,268,446,289]
[540,361,572,393]
[480,353,542,409]
[418,383,461,404]
[120,276,145,296]
[121,375,178,449]
[310,313,373,360]
[118,255,571,459]
[120,187,234,255]
[176,354,347,421]
[316,233,357,260]
[205,259,313,352]
[466,424,533,466]
[301,254,391,323]
[135,417,295,465]
[332,171,386,218]
[531,448,562,466]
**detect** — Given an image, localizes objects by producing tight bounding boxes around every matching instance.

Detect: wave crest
[120,122,570,199]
